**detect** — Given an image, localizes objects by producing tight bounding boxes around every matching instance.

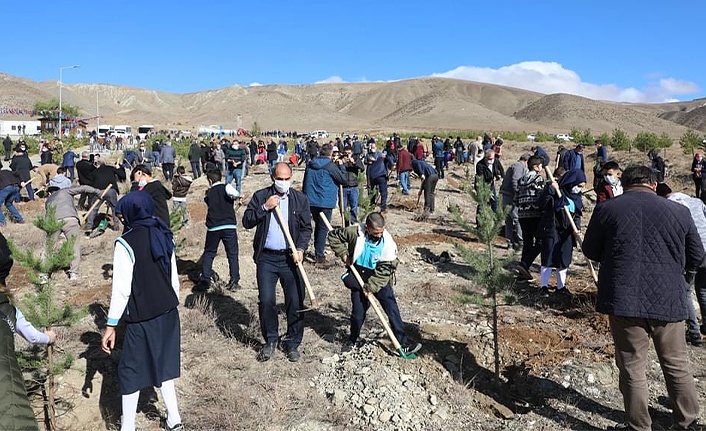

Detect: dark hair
[602,161,621,172]
[553,167,566,178]
[176,166,185,175]
[622,165,657,187]
[365,212,386,229]
[342,145,352,152]
[320,144,333,157]
[527,156,543,169]
[56,166,66,175]
[656,183,672,197]
[206,169,222,183]
[132,164,152,177]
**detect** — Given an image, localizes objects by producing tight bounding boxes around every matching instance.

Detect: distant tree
[680,129,702,155]
[596,132,611,150]
[251,121,261,137]
[657,133,673,157]
[33,99,80,119]
[634,132,659,153]
[610,128,631,152]
[570,127,593,146]
[535,132,553,143]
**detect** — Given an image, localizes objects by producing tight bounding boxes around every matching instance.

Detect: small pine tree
[8,206,86,431]
[680,129,702,155]
[450,180,514,379]
[610,128,632,152]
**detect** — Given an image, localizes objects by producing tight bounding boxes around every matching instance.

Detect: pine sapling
[450,180,514,379]
[8,205,86,431]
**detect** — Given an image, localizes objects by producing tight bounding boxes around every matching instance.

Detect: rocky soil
[6,141,706,431]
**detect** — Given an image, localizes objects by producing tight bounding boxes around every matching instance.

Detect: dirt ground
[7,142,706,431]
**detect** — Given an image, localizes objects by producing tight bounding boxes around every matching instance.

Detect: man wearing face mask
[595,161,623,204]
[242,162,312,362]
[475,149,504,213]
[194,169,242,293]
[130,165,172,225]
[327,212,422,355]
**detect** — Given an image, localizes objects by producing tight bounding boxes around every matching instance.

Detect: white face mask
[274,180,291,194]
[138,179,147,187]
[571,185,583,194]
[605,175,616,185]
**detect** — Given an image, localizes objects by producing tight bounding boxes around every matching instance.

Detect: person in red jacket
[396,146,412,195]
[595,161,623,204]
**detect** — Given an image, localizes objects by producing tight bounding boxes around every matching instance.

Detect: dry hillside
[513,93,693,136]
[2,71,706,135]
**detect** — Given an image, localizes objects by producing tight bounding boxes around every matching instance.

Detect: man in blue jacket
[302,144,347,264]
[583,166,704,431]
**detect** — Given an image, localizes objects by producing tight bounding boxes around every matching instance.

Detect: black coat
[583,188,705,322]
[9,154,32,181]
[242,186,312,263]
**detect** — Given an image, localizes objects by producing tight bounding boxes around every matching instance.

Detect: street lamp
[58,65,80,138]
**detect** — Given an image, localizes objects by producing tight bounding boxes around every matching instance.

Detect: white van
[114,125,132,139]
[137,125,155,141]
[311,130,329,139]
[98,125,113,138]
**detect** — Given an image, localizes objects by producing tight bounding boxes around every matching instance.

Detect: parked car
[311,130,329,139]
[554,134,573,142]
[527,134,536,141]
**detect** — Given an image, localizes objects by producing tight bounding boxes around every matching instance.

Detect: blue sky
[3,0,705,102]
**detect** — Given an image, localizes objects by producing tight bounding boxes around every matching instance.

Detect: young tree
[8,206,85,430]
[680,129,702,155]
[450,181,514,379]
[610,128,631,151]
[251,121,261,138]
[633,132,659,153]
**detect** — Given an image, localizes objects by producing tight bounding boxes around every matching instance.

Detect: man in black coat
[85,160,126,233]
[475,149,504,212]
[583,165,704,431]
[76,151,96,210]
[3,135,12,161]
[242,162,312,363]
[9,146,33,202]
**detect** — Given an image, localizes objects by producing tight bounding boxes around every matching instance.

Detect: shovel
[544,167,599,285]
[273,206,318,310]
[79,184,113,226]
[319,213,417,359]
[338,185,346,226]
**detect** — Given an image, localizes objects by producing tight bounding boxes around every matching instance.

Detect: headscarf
[558,169,587,212]
[115,191,174,277]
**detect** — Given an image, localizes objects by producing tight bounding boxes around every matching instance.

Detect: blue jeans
[0,185,23,224]
[200,228,240,283]
[227,168,244,194]
[343,186,359,225]
[256,252,305,349]
[64,165,75,182]
[398,170,410,194]
[190,161,201,179]
[14,182,34,202]
[153,151,161,167]
[310,207,332,259]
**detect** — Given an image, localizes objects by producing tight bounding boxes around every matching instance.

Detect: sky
[3,0,705,103]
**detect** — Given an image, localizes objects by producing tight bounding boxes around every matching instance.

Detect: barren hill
[512,93,691,136]
[0,71,701,135]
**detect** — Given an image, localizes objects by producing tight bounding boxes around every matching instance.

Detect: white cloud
[248,82,263,87]
[431,61,700,103]
[315,76,346,84]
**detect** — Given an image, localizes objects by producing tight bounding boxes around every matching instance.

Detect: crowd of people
[3,130,706,431]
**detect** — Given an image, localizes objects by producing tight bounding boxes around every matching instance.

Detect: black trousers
[200,228,240,283]
[256,252,305,350]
